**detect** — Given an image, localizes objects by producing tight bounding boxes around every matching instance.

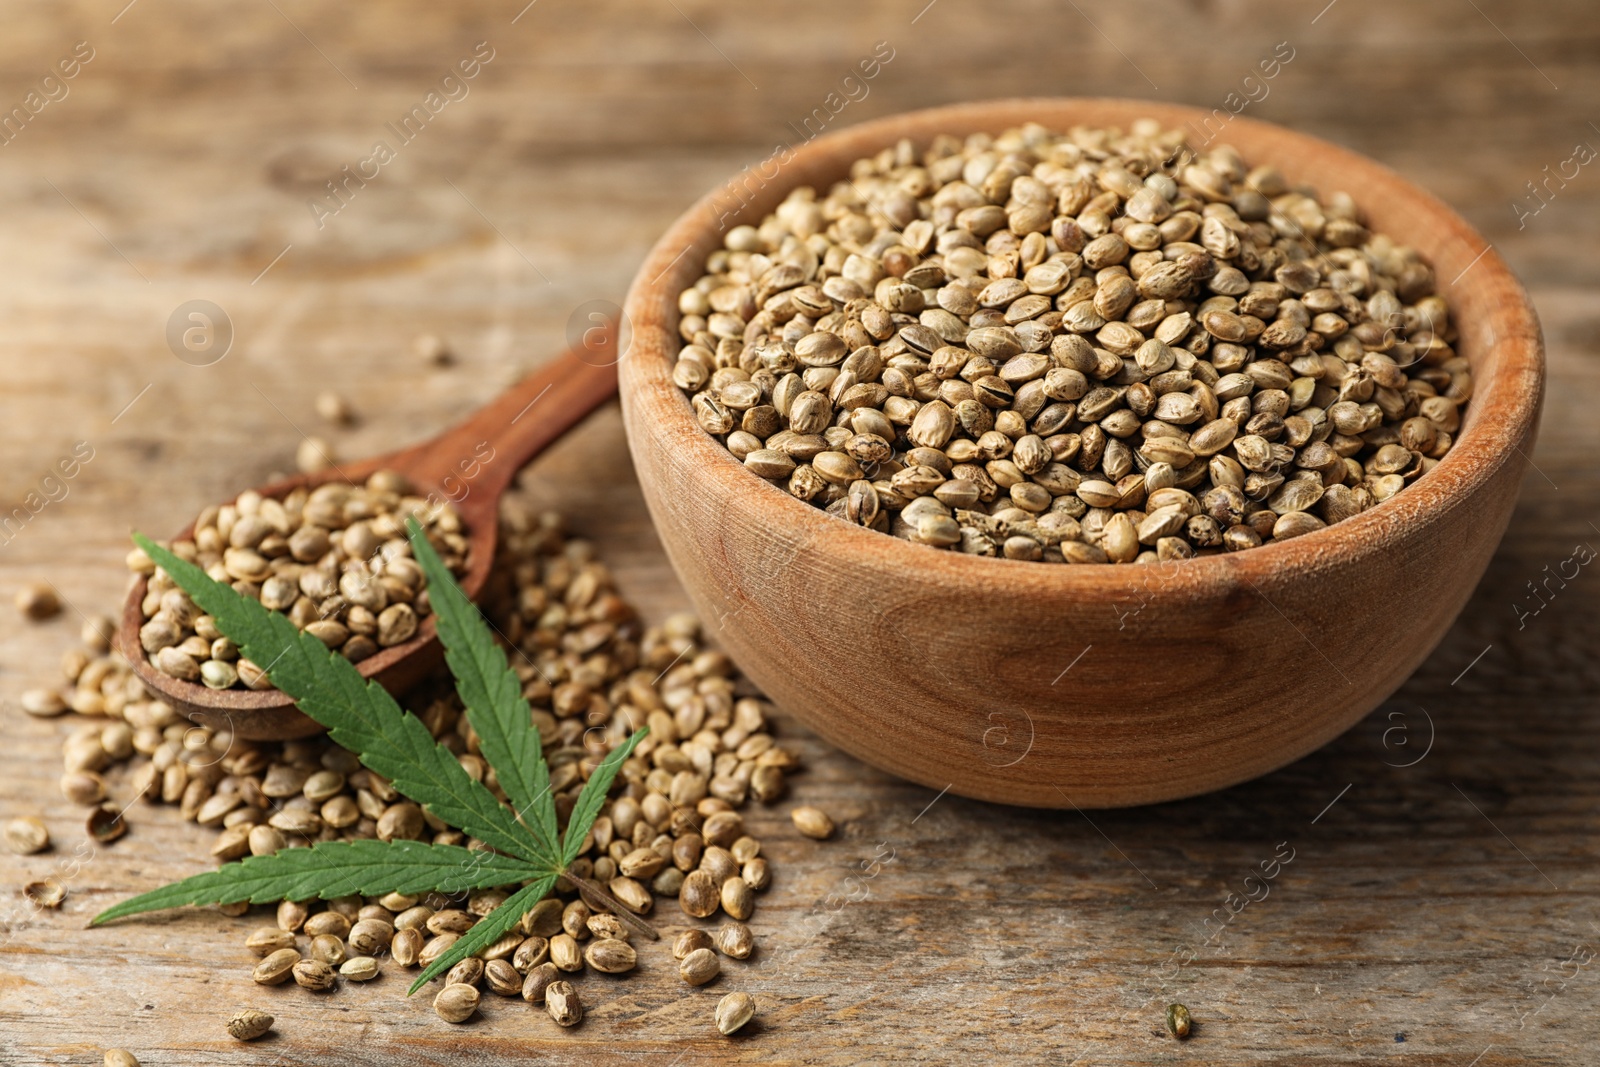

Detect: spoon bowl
[120,341,620,739]
[620,98,1545,808]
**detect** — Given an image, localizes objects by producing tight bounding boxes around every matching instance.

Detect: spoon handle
[397,329,623,508]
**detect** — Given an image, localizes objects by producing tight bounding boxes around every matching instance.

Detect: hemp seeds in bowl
[671,120,1469,564]
[128,472,467,690]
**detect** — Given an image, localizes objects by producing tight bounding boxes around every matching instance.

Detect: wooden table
[2,1,1596,1063]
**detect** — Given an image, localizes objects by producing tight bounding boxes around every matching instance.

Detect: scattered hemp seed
[414,333,453,366]
[720,876,754,920]
[522,898,564,938]
[277,899,310,933]
[295,436,336,474]
[252,948,300,986]
[585,938,637,974]
[1167,1002,1194,1039]
[315,390,355,426]
[680,870,720,919]
[340,956,380,982]
[790,806,835,840]
[60,771,106,806]
[82,613,115,650]
[674,928,714,959]
[512,935,550,972]
[51,502,813,1031]
[484,958,522,996]
[391,928,423,968]
[310,932,347,966]
[348,918,393,956]
[226,1008,274,1041]
[587,913,630,942]
[742,858,771,891]
[292,958,337,991]
[545,981,583,1027]
[550,932,583,972]
[15,581,61,621]
[521,962,560,1005]
[715,991,756,1036]
[716,922,754,960]
[445,957,484,987]
[87,805,126,844]
[24,879,65,909]
[20,689,67,718]
[679,947,721,986]
[434,983,481,1024]
[4,816,50,855]
[245,927,296,956]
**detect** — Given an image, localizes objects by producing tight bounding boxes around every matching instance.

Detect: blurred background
[0,1,1591,563]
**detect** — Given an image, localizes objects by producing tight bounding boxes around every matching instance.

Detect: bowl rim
[622,97,1544,594]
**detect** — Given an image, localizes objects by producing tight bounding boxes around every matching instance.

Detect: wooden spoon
[119,340,620,740]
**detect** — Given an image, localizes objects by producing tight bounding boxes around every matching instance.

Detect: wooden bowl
[621,98,1543,808]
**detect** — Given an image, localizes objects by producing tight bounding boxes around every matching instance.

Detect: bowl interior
[625,98,1541,590]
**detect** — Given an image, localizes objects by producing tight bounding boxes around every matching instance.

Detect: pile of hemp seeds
[16,491,839,1040]
[673,120,1470,563]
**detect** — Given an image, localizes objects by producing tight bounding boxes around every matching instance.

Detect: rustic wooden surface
[1,1,1597,1064]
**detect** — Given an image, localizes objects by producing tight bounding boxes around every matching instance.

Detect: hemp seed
[720,877,754,921]
[680,869,720,919]
[252,948,300,985]
[521,961,560,1004]
[226,1008,274,1041]
[674,928,714,959]
[545,981,583,1027]
[24,879,65,909]
[715,991,756,1035]
[716,922,755,959]
[291,958,337,991]
[550,933,583,972]
[4,816,50,855]
[315,391,354,426]
[391,927,423,968]
[340,956,380,981]
[434,983,480,1024]
[513,935,550,972]
[790,806,835,840]
[484,958,523,996]
[445,957,485,988]
[21,689,67,718]
[15,581,61,621]
[585,937,637,974]
[679,947,720,986]
[244,927,297,956]
[87,805,126,843]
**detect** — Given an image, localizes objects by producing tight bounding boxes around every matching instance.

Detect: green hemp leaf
[93,518,649,995]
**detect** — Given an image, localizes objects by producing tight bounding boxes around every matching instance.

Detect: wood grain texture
[622,97,1544,809]
[1,1,1597,1064]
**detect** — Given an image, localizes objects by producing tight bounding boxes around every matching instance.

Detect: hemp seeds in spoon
[128,473,466,688]
[673,121,1468,563]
